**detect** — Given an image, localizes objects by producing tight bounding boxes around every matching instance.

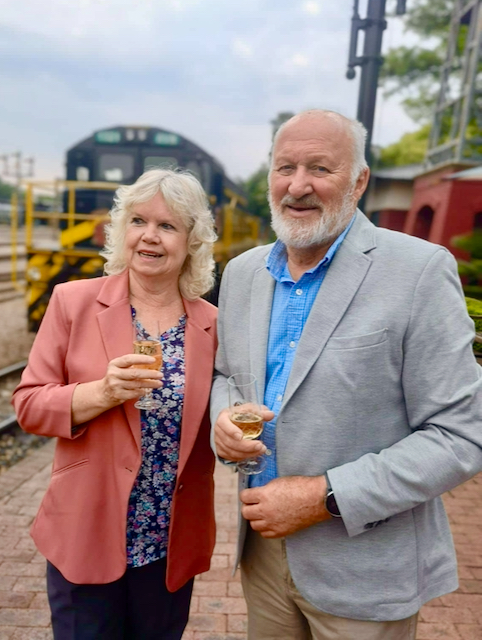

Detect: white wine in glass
[133,339,163,410]
[230,412,264,440]
[228,373,266,475]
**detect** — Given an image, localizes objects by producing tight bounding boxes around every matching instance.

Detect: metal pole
[356,0,387,167]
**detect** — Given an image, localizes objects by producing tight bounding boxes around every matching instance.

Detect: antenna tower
[426,0,482,168]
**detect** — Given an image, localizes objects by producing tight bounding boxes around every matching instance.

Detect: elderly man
[211,109,482,639]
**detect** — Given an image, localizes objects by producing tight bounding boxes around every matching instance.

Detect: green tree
[381,0,456,123]
[451,232,482,300]
[378,124,431,166]
[242,164,271,222]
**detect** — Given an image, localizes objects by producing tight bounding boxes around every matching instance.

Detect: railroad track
[0,360,27,434]
[0,360,50,472]
[0,281,25,304]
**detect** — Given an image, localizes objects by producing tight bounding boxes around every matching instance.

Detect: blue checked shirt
[250,216,355,488]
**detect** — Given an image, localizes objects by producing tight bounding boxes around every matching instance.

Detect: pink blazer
[12,271,217,591]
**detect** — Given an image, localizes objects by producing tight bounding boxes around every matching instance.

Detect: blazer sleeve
[210,260,232,457]
[328,248,482,537]
[12,285,81,439]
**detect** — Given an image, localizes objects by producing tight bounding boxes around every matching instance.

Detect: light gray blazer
[211,211,482,621]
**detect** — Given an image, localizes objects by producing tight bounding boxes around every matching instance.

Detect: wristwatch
[324,477,342,518]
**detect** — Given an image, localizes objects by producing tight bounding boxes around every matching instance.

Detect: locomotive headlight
[27,267,42,281]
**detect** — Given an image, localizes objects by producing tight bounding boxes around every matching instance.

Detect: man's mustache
[280,195,323,209]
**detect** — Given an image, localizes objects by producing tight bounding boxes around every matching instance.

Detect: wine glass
[228,373,266,475]
[133,339,163,410]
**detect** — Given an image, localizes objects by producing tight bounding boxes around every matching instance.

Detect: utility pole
[346,0,407,167]
[0,151,35,193]
[1,152,34,229]
[346,0,406,211]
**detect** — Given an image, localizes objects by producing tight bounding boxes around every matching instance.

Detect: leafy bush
[466,297,482,353]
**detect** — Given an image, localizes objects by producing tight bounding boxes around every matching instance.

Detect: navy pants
[46,559,193,640]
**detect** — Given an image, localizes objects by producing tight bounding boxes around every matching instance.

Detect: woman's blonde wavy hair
[101,168,217,300]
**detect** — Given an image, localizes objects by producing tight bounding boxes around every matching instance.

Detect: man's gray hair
[101,168,217,300]
[270,109,369,183]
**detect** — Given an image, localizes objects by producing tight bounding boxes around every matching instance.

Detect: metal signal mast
[346,0,407,167]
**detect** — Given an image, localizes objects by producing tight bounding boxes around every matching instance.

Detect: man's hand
[240,475,331,538]
[214,407,274,462]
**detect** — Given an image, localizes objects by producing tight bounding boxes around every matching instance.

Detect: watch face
[326,492,341,517]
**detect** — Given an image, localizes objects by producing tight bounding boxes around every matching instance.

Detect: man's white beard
[269,189,356,249]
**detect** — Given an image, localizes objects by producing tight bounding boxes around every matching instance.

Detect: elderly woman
[12,169,218,639]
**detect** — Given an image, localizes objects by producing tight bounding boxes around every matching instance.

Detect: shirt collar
[266,213,356,283]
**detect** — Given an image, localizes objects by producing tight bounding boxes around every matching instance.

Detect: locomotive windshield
[98,153,135,182]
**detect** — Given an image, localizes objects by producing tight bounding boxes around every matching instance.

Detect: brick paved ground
[0,441,480,639]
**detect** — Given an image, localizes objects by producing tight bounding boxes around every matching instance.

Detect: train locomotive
[22,125,261,331]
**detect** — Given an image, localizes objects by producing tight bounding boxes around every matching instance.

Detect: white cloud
[232,38,254,59]
[302,1,321,15]
[292,53,310,67]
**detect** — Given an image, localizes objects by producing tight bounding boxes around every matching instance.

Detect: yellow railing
[16,178,262,292]
[10,191,23,291]
[23,180,119,253]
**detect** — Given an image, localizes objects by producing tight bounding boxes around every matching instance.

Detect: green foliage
[458,260,482,279]
[455,235,482,351]
[466,297,482,353]
[242,164,271,222]
[452,231,482,260]
[464,285,482,298]
[466,297,482,317]
[381,0,456,123]
[378,124,430,166]
[401,0,454,38]
[381,47,443,92]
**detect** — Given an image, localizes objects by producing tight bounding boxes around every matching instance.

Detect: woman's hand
[71,354,162,426]
[100,354,163,405]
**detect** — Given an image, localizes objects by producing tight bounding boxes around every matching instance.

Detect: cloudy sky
[0,0,416,184]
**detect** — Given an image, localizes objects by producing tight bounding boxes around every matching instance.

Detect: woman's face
[124,192,189,284]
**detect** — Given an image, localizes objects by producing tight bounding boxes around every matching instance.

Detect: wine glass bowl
[227,373,266,475]
[133,339,163,410]
[230,408,264,440]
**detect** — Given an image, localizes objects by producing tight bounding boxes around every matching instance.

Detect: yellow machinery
[15,180,261,331]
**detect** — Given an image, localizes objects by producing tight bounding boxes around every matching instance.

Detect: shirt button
[277,394,283,402]
[289,341,296,348]
[296,289,303,295]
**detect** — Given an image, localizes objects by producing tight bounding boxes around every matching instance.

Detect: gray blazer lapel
[249,266,275,401]
[283,212,375,406]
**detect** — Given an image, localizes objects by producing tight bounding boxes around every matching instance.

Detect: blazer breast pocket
[324,328,388,351]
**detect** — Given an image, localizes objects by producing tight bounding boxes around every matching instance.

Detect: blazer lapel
[249,266,275,401]
[96,271,141,453]
[283,213,375,407]
[177,300,215,477]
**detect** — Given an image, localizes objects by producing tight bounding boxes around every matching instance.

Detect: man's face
[268,114,368,249]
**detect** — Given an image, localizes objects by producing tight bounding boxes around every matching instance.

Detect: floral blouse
[126,307,186,567]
